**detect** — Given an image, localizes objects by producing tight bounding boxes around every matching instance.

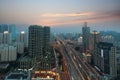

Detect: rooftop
[5,71,30,80]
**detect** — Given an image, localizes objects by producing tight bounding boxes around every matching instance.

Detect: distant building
[0,24,16,42]
[82,22,90,53]
[3,31,11,44]
[78,36,83,44]
[101,35,114,43]
[65,32,73,40]
[90,30,101,51]
[0,24,8,33]
[58,33,65,39]
[0,33,3,44]
[75,32,81,39]
[94,42,117,76]
[9,24,16,41]
[16,31,28,48]
[0,45,17,62]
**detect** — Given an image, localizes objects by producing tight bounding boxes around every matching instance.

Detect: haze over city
[0,0,120,32]
[0,0,120,80]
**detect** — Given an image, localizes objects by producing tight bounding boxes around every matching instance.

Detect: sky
[0,0,120,33]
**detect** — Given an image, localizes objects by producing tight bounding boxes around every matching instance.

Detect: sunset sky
[0,0,120,32]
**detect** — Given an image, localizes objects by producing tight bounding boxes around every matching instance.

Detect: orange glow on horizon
[41,12,94,17]
[33,11,119,27]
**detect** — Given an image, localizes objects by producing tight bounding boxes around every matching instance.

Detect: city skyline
[0,25,120,79]
[0,1,120,79]
[0,0,120,32]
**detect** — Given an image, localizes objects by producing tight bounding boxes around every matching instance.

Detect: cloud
[40,10,120,26]
[2,10,119,26]
[74,10,120,22]
[41,12,94,17]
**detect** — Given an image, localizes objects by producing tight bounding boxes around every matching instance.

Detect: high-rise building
[90,31,101,65]
[9,24,16,41]
[29,25,50,58]
[29,25,42,58]
[0,33,3,44]
[90,30,101,51]
[0,45,17,62]
[82,22,90,53]
[0,24,8,33]
[3,31,11,44]
[109,47,117,76]
[16,31,27,47]
[78,36,83,44]
[43,27,50,55]
[0,24,16,41]
[116,47,120,75]
[28,25,51,71]
[95,42,117,76]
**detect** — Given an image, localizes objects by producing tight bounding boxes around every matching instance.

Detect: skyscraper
[0,33,3,44]
[82,22,90,53]
[0,24,16,43]
[95,42,117,76]
[0,45,17,62]
[43,26,50,55]
[16,31,27,47]
[28,25,51,71]
[90,31,101,65]
[90,30,101,51]
[0,24,8,33]
[3,31,11,44]
[29,25,43,58]
[109,47,117,76]
[9,24,16,41]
